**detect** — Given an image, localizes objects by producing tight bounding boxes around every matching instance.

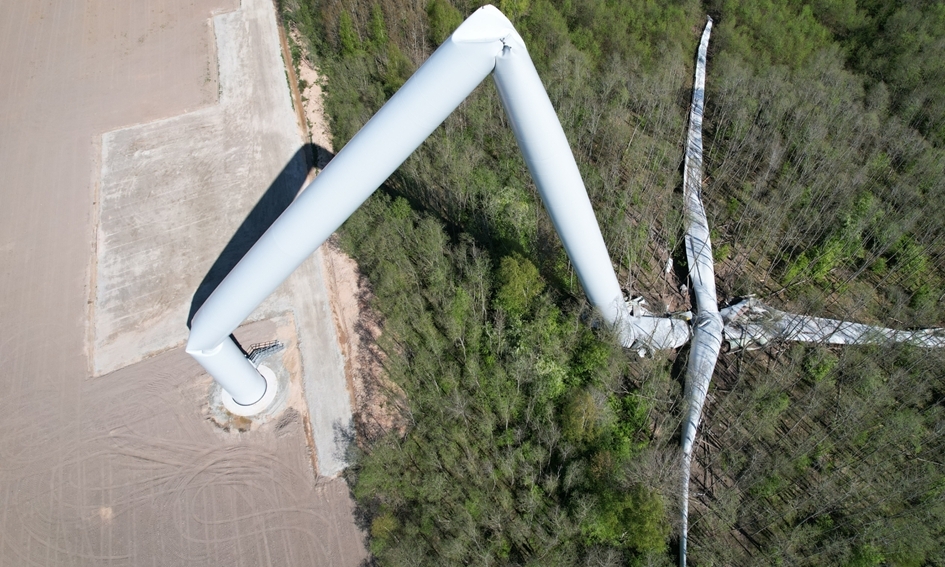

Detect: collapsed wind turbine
[186,5,944,562]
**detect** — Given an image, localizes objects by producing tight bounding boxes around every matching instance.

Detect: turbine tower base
[221,364,278,417]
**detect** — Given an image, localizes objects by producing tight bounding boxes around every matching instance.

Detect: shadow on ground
[188,142,335,325]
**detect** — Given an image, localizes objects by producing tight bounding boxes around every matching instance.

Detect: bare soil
[0,0,367,564]
[321,236,408,444]
[293,34,335,155]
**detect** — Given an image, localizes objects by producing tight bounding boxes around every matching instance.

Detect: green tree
[338,10,360,56]
[493,252,544,317]
[561,389,599,443]
[367,4,387,51]
[426,0,462,47]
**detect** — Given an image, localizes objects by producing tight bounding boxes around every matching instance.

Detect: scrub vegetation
[280,0,945,564]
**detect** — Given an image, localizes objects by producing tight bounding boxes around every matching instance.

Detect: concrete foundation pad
[222,364,278,416]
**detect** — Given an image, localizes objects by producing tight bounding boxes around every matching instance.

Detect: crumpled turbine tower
[187,5,692,411]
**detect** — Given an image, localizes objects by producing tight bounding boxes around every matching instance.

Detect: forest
[280,0,945,564]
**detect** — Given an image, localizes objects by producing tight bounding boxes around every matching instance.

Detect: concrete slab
[289,248,355,477]
[92,0,303,375]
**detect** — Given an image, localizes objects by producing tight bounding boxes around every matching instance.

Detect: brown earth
[321,236,408,444]
[0,0,367,564]
[292,31,335,155]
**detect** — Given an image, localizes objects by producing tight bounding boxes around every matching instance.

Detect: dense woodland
[280,0,945,564]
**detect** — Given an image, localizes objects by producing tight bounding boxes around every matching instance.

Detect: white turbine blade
[680,312,722,567]
[721,299,945,348]
[683,17,717,316]
[680,18,716,567]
